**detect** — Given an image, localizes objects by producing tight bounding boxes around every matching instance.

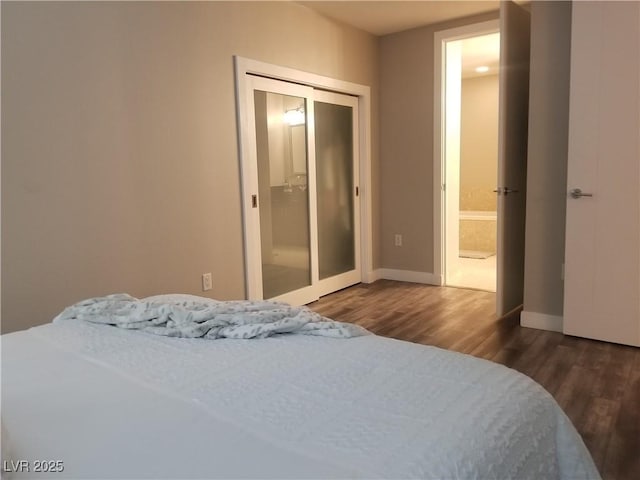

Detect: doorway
[235,57,373,306]
[434,3,531,316]
[436,23,500,293]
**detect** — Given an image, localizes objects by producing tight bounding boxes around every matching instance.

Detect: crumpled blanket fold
[53,294,369,339]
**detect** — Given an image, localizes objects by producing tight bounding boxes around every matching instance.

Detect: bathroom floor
[446,254,497,292]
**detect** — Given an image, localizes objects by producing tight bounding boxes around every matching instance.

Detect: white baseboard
[520,311,563,333]
[374,269,441,285]
[362,269,382,283]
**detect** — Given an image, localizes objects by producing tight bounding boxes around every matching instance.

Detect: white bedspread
[2,301,600,479]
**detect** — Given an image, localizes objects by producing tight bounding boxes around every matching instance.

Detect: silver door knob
[569,188,593,199]
[493,187,519,196]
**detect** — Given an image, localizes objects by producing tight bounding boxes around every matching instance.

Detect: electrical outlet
[202,272,213,291]
[394,234,403,247]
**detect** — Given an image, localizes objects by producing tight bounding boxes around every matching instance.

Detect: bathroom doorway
[437,23,500,293]
[435,3,531,313]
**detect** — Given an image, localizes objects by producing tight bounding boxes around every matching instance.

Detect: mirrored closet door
[241,76,360,305]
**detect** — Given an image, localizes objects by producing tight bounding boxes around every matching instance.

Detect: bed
[1,294,600,479]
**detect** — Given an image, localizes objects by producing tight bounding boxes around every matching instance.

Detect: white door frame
[234,56,373,301]
[433,20,500,286]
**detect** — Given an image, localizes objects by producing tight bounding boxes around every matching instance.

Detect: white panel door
[563,1,640,346]
[496,0,531,316]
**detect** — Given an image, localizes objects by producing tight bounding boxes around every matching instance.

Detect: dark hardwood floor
[308,280,640,480]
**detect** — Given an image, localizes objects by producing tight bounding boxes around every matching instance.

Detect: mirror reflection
[254,90,310,298]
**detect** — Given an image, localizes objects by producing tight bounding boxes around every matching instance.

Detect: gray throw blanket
[53,294,369,339]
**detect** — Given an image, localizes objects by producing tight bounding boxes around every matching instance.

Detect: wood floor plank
[603,349,640,480]
[308,280,640,480]
[582,397,621,470]
[532,343,580,396]
[555,365,596,430]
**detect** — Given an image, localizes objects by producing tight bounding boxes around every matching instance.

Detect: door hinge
[355,186,359,197]
[251,194,258,208]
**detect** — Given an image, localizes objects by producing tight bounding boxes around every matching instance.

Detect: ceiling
[460,32,500,78]
[299,1,500,36]
[299,1,501,77]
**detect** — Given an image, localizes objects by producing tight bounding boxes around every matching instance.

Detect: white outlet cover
[202,273,213,291]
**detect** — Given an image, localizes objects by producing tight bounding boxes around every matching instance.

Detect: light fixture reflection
[475,65,490,73]
[284,108,305,126]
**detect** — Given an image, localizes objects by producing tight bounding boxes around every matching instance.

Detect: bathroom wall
[460,74,499,211]
[459,73,499,253]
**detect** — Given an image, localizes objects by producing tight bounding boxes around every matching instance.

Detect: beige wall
[1,1,379,332]
[523,1,572,317]
[378,11,499,272]
[460,74,499,212]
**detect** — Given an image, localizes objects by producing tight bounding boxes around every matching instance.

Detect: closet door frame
[234,56,373,302]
